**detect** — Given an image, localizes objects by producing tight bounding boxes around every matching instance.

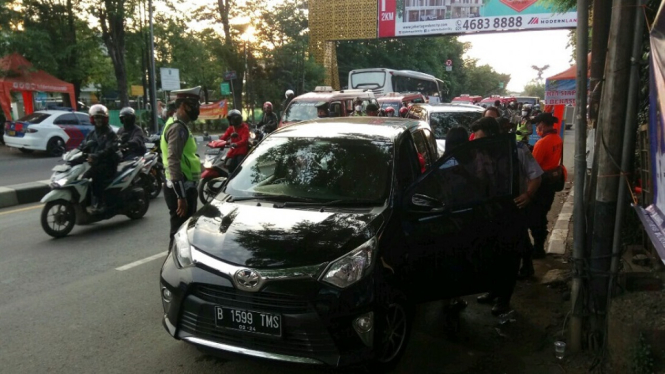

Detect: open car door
[401,134,519,303]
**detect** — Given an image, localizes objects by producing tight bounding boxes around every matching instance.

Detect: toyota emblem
[234,269,261,291]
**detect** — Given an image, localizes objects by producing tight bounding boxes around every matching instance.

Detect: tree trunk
[99,0,129,107]
[217,0,233,47]
[66,0,81,107]
[588,0,613,127]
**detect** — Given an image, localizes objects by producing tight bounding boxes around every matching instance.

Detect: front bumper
[160,251,376,367]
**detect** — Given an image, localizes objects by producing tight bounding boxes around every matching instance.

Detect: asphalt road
[0,141,213,187]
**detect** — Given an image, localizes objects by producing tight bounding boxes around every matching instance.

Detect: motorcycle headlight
[173,221,194,268]
[321,237,377,288]
[56,177,69,186]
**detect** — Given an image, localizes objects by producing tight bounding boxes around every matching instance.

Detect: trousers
[164,185,198,250]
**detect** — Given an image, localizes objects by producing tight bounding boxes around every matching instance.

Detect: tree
[461,59,511,97]
[97,0,129,107]
[523,82,545,99]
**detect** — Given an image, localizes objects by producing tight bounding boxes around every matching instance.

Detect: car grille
[192,284,311,314]
[179,309,338,356]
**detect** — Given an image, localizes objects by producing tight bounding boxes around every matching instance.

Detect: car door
[53,113,84,149]
[400,134,519,303]
[74,113,95,149]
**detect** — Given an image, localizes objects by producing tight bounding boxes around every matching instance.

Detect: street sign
[160,68,181,91]
[446,59,453,66]
[224,71,237,80]
[446,66,453,72]
[221,82,231,95]
[130,85,144,96]
[499,82,505,89]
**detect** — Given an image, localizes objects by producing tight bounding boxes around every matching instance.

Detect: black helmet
[119,107,136,127]
[227,109,243,126]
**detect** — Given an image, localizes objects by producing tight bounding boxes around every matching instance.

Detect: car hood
[187,199,386,269]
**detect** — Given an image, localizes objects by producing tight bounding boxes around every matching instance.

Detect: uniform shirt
[221,124,250,158]
[517,142,544,194]
[164,121,190,182]
[532,130,563,172]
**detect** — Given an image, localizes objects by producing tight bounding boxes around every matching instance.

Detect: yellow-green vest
[160,119,201,182]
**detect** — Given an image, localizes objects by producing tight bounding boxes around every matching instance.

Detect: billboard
[199,99,229,120]
[160,68,181,91]
[545,79,576,105]
[378,0,577,38]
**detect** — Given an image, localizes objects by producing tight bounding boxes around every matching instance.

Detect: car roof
[377,93,424,102]
[273,117,425,142]
[292,91,375,101]
[33,110,87,116]
[412,103,484,113]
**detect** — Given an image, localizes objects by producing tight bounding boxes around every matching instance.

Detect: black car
[407,103,484,157]
[160,117,519,370]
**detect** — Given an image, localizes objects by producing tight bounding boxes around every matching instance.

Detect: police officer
[516,104,533,145]
[161,86,202,249]
[117,107,146,160]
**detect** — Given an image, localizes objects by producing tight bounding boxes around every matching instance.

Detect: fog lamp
[353,312,374,347]
[162,287,172,302]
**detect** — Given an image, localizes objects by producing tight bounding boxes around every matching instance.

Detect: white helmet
[285,89,294,98]
[88,104,109,126]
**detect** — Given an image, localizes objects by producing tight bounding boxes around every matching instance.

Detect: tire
[19,148,34,154]
[46,137,66,157]
[149,171,162,199]
[198,177,225,205]
[41,200,76,238]
[367,300,413,373]
[126,188,149,219]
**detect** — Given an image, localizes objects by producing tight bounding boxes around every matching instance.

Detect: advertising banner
[634,2,665,265]
[545,79,576,105]
[378,0,577,38]
[199,99,229,120]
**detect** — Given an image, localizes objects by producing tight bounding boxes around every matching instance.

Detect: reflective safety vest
[160,119,201,182]
[516,120,530,143]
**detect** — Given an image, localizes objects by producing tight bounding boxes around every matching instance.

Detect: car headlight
[321,237,377,288]
[173,221,194,268]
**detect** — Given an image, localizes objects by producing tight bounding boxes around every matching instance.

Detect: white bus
[348,68,446,103]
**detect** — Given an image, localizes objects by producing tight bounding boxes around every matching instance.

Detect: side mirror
[410,193,445,212]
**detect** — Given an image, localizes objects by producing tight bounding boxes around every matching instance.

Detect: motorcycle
[139,135,165,199]
[198,138,230,205]
[40,145,150,238]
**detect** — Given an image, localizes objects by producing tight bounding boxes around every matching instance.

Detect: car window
[283,101,319,123]
[76,114,92,126]
[410,136,515,209]
[429,111,482,140]
[346,99,354,113]
[422,128,438,159]
[16,113,50,124]
[225,137,394,202]
[53,114,79,125]
[329,101,343,117]
[412,130,433,171]
[396,136,420,191]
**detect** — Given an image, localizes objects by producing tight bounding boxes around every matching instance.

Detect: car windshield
[225,136,393,202]
[17,113,50,124]
[283,101,319,123]
[429,111,483,140]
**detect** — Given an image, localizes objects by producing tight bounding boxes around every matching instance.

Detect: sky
[459,29,574,92]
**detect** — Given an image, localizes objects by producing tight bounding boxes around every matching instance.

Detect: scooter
[198,139,230,205]
[139,135,164,199]
[40,146,150,238]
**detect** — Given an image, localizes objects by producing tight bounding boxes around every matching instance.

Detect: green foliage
[523,82,545,99]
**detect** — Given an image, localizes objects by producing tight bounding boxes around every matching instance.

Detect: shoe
[477,293,497,304]
[517,266,536,280]
[491,301,511,316]
[87,203,106,215]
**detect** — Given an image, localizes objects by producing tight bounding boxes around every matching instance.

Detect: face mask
[355,105,362,112]
[186,107,200,121]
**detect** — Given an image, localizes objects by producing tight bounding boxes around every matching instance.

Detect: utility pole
[148,0,158,134]
[588,0,613,127]
[589,0,637,336]
[569,0,589,353]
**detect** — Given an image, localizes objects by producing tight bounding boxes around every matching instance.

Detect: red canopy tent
[0,53,76,120]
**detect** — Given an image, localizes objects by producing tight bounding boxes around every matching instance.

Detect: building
[403,0,483,22]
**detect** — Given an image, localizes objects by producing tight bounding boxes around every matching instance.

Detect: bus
[347,68,446,104]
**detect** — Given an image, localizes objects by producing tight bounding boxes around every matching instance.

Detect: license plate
[7,130,15,136]
[214,306,282,336]
[206,148,221,155]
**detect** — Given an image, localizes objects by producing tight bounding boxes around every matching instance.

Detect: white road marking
[0,204,43,216]
[116,252,167,271]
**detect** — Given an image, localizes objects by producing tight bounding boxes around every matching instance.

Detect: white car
[3,110,94,156]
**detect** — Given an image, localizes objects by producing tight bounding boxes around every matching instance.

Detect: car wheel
[19,148,34,154]
[47,137,66,157]
[41,200,76,238]
[367,300,413,372]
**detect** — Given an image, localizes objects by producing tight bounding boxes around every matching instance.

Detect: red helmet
[385,107,395,113]
[399,107,409,117]
[263,102,273,110]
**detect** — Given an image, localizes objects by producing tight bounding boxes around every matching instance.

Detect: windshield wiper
[274,199,384,209]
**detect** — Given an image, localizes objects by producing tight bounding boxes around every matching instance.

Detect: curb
[0,180,51,209]
[547,188,574,255]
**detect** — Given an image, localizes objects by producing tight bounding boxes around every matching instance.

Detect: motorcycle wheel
[198,177,224,205]
[126,188,150,220]
[41,200,76,238]
[149,171,162,199]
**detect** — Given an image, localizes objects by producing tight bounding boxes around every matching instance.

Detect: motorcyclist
[516,104,533,145]
[366,103,380,117]
[385,106,396,117]
[79,104,120,213]
[221,109,250,173]
[281,89,295,113]
[257,101,278,134]
[352,99,364,116]
[117,107,146,160]
[399,107,409,118]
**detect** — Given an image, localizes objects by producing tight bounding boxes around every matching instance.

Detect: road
[0,141,214,187]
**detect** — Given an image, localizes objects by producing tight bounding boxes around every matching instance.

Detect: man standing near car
[161,86,202,249]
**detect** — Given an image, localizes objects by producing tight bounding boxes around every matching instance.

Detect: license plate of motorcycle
[52,164,69,172]
[214,306,282,336]
[206,148,221,155]
[7,130,15,136]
